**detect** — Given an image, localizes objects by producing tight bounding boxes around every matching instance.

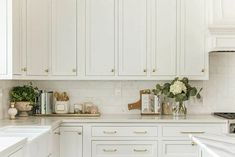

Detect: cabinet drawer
[92,141,157,157]
[162,124,224,137]
[92,127,158,137]
[162,140,199,157]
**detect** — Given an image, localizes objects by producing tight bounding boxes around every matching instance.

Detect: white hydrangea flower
[170,80,187,95]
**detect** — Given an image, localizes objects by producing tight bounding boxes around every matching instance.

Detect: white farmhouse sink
[0,126,51,157]
[0,126,51,141]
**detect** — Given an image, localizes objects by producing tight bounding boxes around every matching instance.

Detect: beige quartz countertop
[0,114,228,130]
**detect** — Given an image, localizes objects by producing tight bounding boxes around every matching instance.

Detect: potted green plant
[154,77,202,116]
[9,83,38,117]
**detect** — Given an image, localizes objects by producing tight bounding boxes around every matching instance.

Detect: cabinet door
[85,0,116,76]
[118,0,148,76]
[60,127,82,157]
[52,128,60,157]
[162,141,199,157]
[213,0,235,25]
[0,0,7,75]
[26,0,50,76]
[151,0,177,76]
[12,0,23,75]
[51,0,77,76]
[179,0,207,78]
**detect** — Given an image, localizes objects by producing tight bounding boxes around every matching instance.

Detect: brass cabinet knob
[21,67,27,72]
[45,69,49,73]
[111,69,115,72]
[72,69,76,72]
[201,69,205,72]
[191,141,196,146]
[143,69,147,72]
[152,69,156,72]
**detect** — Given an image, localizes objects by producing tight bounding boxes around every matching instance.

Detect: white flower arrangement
[170,80,187,95]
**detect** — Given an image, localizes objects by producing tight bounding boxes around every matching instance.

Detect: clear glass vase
[172,101,187,116]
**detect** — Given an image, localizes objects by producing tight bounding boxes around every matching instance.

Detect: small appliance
[214,112,235,134]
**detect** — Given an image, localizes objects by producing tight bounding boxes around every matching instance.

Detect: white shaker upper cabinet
[51,0,77,76]
[26,0,50,76]
[85,0,116,76]
[179,0,208,79]
[118,0,148,76]
[0,0,7,76]
[213,0,235,25]
[151,0,177,76]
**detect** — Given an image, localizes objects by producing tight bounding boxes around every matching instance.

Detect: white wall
[0,53,234,117]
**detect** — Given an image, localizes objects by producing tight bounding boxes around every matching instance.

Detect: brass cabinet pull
[152,69,156,72]
[111,69,115,72]
[103,149,117,152]
[133,131,147,134]
[77,132,82,135]
[103,131,117,134]
[22,67,27,72]
[143,69,147,72]
[133,149,147,152]
[201,69,205,72]
[45,69,49,73]
[180,131,205,134]
[54,132,60,135]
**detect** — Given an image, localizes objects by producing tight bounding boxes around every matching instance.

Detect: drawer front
[92,141,157,157]
[162,124,224,137]
[162,140,199,157]
[92,127,158,137]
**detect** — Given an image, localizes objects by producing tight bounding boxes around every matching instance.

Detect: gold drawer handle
[180,131,205,134]
[134,149,147,152]
[103,131,117,134]
[54,132,60,135]
[133,131,147,134]
[103,149,117,152]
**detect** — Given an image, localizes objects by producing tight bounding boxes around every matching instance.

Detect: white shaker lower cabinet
[85,0,116,76]
[118,0,148,76]
[51,0,77,76]
[161,124,226,157]
[92,141,158,157]
[51,127,60,157]
[162,140,199,157]
[60,127,83,157]
[179,0,209,80]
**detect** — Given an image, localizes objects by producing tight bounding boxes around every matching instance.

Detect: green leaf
[181,77,189,84]
[189,87,197,96]
[175,93,187,102]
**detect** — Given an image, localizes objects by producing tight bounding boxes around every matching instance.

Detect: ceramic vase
[8,102,18,119]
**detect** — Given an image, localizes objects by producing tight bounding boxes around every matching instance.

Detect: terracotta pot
[15,101,33,117]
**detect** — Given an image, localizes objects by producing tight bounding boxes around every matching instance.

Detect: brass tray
[34,113,101,117]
